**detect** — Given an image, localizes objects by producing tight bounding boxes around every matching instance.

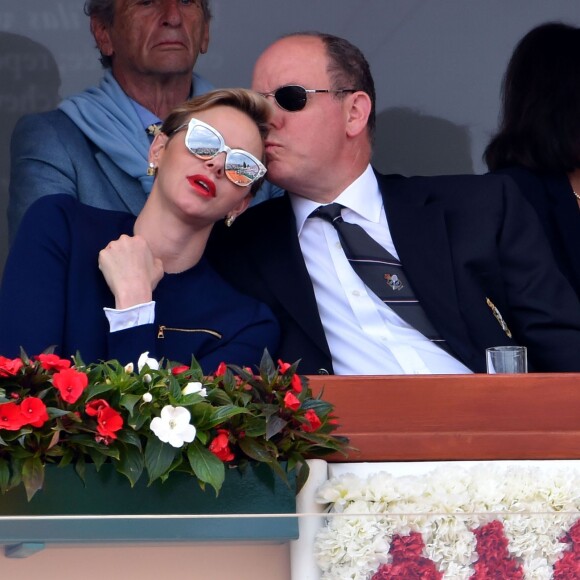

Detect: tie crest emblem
[384,273,404,291]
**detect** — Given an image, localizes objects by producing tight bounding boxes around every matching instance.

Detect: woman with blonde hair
[0,89,279,371]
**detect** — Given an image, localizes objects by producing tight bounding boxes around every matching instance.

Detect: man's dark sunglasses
[259,84,359,112]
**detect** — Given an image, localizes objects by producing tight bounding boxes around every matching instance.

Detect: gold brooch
[486,297,512,338]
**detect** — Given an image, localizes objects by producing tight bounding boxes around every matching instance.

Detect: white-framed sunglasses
[171,117,267,187]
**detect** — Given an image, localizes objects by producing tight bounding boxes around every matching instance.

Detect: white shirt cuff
[104,301,156,333]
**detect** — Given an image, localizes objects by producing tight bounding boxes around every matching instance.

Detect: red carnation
[52,368,89,403]
[215,362,227,377]
[171,365,189,375]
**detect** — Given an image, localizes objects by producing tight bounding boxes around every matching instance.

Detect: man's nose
[160,0,184,26]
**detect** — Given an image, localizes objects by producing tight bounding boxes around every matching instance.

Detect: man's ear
[199,22,210,55]
[91,16,114,58]
[345,91,372,138]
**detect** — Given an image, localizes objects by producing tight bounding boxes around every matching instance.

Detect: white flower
[138,351,159,372]
[182,381,207,397]
[124,362,134,373]
[142,392,153,403]
[314,464,580,579]
[150,405,196,448]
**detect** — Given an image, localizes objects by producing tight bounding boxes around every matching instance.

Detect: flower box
[0,462,297,549]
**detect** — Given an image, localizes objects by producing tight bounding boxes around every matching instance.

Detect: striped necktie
[310,203,449,351]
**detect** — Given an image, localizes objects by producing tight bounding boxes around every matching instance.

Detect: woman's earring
[147,162,157,176]
[225,215,235,228]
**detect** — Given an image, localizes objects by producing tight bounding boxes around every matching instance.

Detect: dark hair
[84,0,211,69]
[283,32,376,140]
[161,88,270,195]
[484,22,580,172]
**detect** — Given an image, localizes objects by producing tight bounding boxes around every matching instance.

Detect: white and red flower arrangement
[0,350,347,500]
[314,463,580,579]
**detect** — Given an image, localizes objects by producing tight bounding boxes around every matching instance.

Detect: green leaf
[144,435,178,484]
[120,394,143,416]
[238,437,279,463]
[116,443,144,486]
[205,405,250,428]
[0,458,10,493]
[187,440,225,495]
[294,461,310,494]
[86,382,115,400]
[22,457,44,501]
[266,415,288,440]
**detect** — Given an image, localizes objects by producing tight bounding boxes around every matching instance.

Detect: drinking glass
[486,346,528,374]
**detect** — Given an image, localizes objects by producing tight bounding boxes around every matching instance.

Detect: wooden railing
[309,373,580,461]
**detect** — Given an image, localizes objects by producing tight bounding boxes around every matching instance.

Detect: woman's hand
[98,235,164,309]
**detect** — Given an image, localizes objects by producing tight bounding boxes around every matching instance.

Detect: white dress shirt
[290,165,472,375]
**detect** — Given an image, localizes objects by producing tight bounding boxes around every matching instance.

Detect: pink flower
[52,368,89,403]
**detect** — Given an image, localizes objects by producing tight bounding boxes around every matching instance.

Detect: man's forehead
[253,38,328,88]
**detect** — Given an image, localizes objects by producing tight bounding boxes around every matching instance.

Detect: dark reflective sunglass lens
[275,86,307,111]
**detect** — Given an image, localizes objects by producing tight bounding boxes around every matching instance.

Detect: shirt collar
[130,98,162,131]
[291,165,381,235]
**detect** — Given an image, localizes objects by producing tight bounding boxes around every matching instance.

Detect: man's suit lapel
[254,196,331,361]
[379,174,479,365]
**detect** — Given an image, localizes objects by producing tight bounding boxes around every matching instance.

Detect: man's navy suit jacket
[208,171,580,374]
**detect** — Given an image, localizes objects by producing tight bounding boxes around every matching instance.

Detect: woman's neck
[133,202,210,274]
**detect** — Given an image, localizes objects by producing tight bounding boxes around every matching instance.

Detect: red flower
[215,362,227,377]
[277,359,302,392]
[35,353,71,371]
[0,402,26,430]
[20,397,49,427]
[85,399,110,417]
[290,374,303,393]
[52,368,89,403]
[471,521,524,579]
[0,356,23,377]
[209,429,235,461]
[96,406,123,440]
[372,532,442,580]
[278,359,292,374]
[284,391,301,411]
[554,518,580,578]
[171,365,189,375]
[302,409,322,432]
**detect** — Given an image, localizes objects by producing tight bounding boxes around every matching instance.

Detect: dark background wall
[0,1,579,274]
